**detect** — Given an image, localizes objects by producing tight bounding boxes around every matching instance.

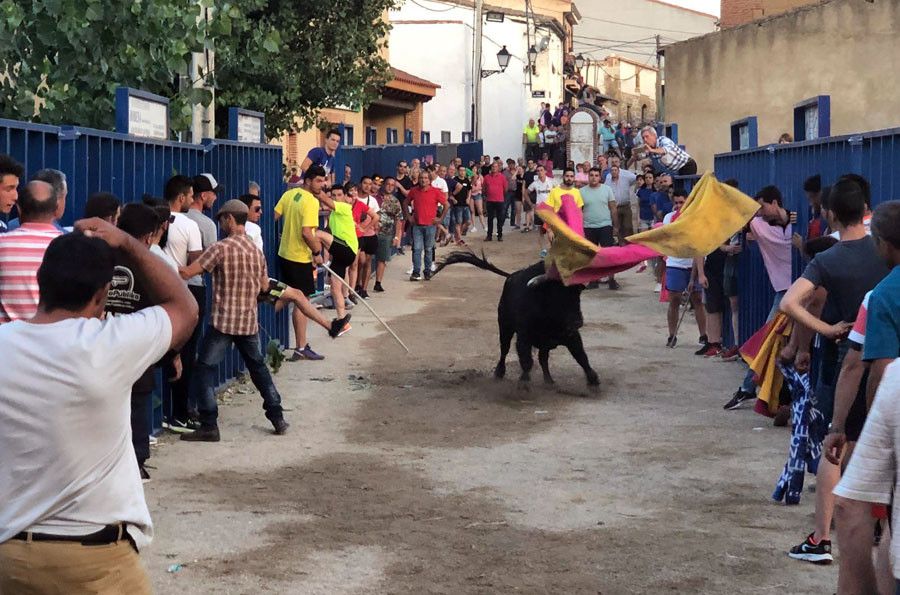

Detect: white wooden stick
[320,262,411,353]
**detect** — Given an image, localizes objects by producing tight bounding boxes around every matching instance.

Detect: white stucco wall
[389,0,566,160]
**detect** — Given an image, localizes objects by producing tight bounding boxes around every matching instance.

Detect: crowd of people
[1,106,900,593]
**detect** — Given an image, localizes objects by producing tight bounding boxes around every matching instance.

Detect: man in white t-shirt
[239,193,264,252]
[663,188,706,348]
[527,164,555,257]
[0,219,197,593]
[162,175,203,429]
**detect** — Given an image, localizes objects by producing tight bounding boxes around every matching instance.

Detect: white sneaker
[406,267,414,275]
[148,435,158,446]
[430,263,437,272]
[654,282,662,293]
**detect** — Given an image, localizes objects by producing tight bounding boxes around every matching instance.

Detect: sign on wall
[115,87,169,140]
[228,108,266,144]
[567,109,599,166]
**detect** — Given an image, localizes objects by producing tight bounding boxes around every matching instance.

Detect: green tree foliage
[0,0,394,138]
[214,0,395,138]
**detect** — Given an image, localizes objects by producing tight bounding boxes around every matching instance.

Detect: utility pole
[473,0,484,139]
[655,34,663,122]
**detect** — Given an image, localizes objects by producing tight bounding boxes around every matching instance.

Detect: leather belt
[12,523,128,546]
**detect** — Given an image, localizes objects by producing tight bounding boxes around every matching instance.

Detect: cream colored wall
[619,62,637,95]
[664,0,900,171]
[363,110,406,145]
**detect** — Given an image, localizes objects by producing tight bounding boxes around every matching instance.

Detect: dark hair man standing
[301,128,341,186]
[0,219,197,593]
[0,154,24,232]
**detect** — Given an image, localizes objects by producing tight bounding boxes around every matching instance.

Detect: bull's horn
[527,274,549,288]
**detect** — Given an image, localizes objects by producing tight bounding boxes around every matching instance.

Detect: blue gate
[0,118,290,432]
[333,141,484,181]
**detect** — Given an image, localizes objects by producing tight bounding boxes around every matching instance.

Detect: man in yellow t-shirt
[545,166,584,212]
[273,164,328,360]
[522,118,541,161]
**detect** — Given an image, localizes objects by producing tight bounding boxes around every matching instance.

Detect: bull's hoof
[543,375,555,385]
[494,365,506,380]
[586,371,600,387]
[517,379,531,392]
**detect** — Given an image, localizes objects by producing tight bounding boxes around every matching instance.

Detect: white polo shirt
[0,307,173,549]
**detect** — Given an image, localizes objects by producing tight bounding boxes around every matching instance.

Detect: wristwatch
[827,423,844,435]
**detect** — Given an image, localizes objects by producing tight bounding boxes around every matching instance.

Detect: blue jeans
[412,224,436,275]
[192,327,283,428]
[740,290,786,393]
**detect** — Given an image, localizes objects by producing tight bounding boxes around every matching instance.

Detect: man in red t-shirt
[402,174,447,281]
[481,161,508,242]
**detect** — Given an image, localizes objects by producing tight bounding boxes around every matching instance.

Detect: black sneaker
[694,342,710,356]
[788,533,833,564]
[373,282,384,293]
[410,272,422,281]
[497,235,503,242]
[180,426,221,442]
[485,235,492,242]
[329,313,352,338]
[666,335,677,348]
[139,464,151,483]
[348,294,358,305]
[273,419,290,435]
[359,289,369,299]
[698,334,708,346]
[723,389,755,410]
[608,279,620,290]
[424,271,432,281]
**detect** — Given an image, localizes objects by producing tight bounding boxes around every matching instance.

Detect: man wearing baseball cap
[178,199,288,440]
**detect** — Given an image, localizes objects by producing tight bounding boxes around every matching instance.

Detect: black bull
[434,253,599,387]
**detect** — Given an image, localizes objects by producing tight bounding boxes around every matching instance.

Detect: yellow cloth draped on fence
[740,312,794,416]
[626,172,762,258]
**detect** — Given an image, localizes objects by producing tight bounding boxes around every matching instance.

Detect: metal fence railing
[713,127,900,344]
[0,118,289,432]
[333,141,485,178]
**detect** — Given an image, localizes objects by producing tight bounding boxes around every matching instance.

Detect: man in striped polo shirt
[0,181,63,323]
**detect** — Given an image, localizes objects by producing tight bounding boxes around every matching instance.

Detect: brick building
[720,0,821,28]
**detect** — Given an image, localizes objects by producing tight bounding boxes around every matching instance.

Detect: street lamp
[528,45,538,64]
[481,45,511,78]
[575,53,585,69]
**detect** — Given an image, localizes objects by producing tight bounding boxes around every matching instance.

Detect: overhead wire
[408,0,457,12]
[578,14,710,35]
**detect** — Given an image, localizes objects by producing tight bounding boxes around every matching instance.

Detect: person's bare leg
[668,294,681,338]
[875,524,893,595]
[375,260,387,284]
[834,496,878,594]
[515,202,523,227]
[729,296,740,344]
[477,202,486,230]
[348,253,360,293]
[690,291,707,338]
[361,252,375,291]
[707,312,723,345]
[292,307,307,349]
[814,458,841,542]
[277,287,332,331]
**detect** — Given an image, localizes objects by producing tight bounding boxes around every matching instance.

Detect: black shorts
[329,239,357,279]
[278,257,315,296]
[359,235,377,256]
[704,274,726,314]
[584,226,615,248]
[846,353,870,442]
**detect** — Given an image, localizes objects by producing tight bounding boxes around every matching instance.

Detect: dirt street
[145,228,837,594]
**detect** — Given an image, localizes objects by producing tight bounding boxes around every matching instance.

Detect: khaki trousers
[0,538,151,594]
[616,203,634,243]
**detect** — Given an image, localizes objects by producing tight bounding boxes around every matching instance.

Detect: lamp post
[575,53,585,70]
[480,46,511,78]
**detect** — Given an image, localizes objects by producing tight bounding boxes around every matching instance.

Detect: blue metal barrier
[714,127,900,345]
[333,141,484,180]
[0,118,289,433]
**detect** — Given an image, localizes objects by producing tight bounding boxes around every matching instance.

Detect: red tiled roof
[390,67,441,89]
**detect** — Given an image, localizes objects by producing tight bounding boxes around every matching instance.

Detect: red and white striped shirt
[0,223,63,323]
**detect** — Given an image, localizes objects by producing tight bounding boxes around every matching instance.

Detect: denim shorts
[451,206,470,226]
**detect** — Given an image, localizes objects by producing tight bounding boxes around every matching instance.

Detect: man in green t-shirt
[523,118,541,162]
[314,185,357,329]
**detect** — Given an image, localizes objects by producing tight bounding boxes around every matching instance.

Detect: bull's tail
[433,250,510,278]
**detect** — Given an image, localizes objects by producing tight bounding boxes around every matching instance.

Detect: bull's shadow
[434,252,600,391]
